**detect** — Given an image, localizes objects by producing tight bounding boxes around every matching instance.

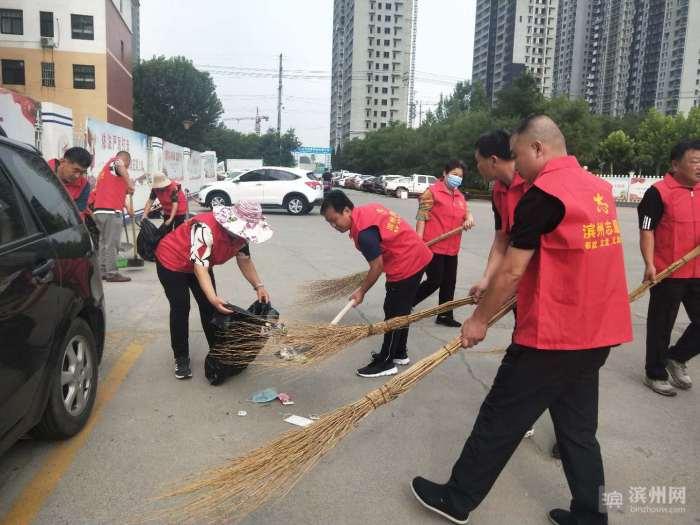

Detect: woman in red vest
[411,116,632,525]
[321,190,433,378]
[142,172,188,232]
[413,160,474,327]
[155,201,273,380]
[638,139,700,396]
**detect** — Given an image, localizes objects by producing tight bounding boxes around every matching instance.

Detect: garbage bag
[135,218,168,262]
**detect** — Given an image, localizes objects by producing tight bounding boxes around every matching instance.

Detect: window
[0,169,37,247]
[40,11,54,37]
[41,62,55,87]
[73,64,95,89]
[71,14,94,40]
[267,169,298,181]
[238,169,270,182]
[1,60,25,85]
[0,9,22,35]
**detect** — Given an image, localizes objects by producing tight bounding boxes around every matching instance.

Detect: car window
[417,176,427,184]
[0,168,39,248]
[268,169,299,181]
[238,169,267,182]
[427,176,437,183]
[0,145,78,234]
[306,172,320,181]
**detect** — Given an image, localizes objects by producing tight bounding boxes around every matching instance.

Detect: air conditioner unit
[40,37,56,48]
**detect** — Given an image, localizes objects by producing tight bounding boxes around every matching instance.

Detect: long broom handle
[425,226,465,247]
[331,300,357,325]
[628,244,700,302]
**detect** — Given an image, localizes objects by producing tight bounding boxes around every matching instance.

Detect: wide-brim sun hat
[212,201,273,244]
[151,172,171,189]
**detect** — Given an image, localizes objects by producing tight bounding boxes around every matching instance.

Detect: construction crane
[222,107,270,135]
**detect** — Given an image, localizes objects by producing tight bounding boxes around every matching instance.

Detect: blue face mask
[446,174,463,189]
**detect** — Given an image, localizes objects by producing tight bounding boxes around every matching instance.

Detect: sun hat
[212,201,273,244]
[151,172,172,189]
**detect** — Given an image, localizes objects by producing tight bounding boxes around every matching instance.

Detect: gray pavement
[0,189,698,525]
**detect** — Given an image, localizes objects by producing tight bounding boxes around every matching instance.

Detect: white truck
[385,174,438,197]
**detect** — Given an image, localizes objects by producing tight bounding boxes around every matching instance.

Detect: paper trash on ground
[284,415,314,427]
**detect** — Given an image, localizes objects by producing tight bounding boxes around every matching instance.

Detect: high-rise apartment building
[330,0,415,151]
[554,0,700,116]
[0,0,137,129]
[472,0,559,103]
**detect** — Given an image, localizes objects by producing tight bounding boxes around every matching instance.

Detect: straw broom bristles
[298,226,466,305]
[157,298,515,524]
[208,295,478,369]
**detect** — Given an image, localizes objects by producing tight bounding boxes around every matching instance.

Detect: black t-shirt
[509,186,565,249]
[358,226,382,262]
[492,200,502,231]
[637,186,663,230]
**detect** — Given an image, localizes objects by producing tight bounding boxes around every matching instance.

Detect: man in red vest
[47,147,92,212]
[321,190,433,377]
[142,171,189,232]
[411,116,632,525]
[91,150,135,283]
[638,139,700,396]
[471,129,528,300]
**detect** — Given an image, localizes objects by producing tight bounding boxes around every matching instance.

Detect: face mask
[446,174,463,189]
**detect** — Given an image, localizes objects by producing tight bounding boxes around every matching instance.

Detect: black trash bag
[205,301,280,385]
[136,218,168,262]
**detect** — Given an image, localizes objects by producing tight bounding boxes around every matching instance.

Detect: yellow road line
[1,342,145,525]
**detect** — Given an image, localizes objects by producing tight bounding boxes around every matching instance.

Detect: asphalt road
[0,189,698,525]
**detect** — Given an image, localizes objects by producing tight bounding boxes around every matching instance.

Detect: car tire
[395,187,408,198]
[284,194,309,215]
[206,191,231,208]
[32,318,98,440]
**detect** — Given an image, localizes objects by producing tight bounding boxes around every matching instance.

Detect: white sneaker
[666,359,692,390]
[643,376,677,396]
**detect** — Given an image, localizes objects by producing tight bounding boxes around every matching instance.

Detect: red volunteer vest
[513,156,632,350]
[492,171,528,234]
[49,158,89,203]
[154,182,188,217]
[422,179,468,256]
[350,204,432,282]
[155,212,246,273]
[92,157,128,211]
[652,174,700,278]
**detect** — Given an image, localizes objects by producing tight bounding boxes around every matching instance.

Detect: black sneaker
[371,350,410,366]
[175,357,192,379]
[411,477,470,524]
[548,508,575,525]
[436,316,462,328]
[357,356,397,378]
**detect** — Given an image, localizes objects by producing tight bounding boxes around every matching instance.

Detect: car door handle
[32,259,56,280]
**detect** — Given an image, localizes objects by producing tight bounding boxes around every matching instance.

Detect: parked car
[375,175,404,194]
[198,166,324,215]
[385,174,438,197]
[0,136,105,456]
[361,176,378,192]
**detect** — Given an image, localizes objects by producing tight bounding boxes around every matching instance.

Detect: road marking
[0,342,145,525]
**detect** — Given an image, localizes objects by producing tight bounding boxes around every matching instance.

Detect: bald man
[411,116,632,525]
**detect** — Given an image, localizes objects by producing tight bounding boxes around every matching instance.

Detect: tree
[493,72,545,120]
[545,97,601,167]
[597,130,636,174]
[635,109,683,175]
[134,56,223,150]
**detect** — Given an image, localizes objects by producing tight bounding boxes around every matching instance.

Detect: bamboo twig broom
[158,245,700,523]
[300,225,466,304]
[208,295,478,368]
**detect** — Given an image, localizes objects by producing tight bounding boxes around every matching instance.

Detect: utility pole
[418,101,422,127]
[277,53,283,164]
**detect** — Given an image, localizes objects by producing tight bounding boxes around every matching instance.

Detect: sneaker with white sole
[357,357,397,378]
[643,376,676,396]
[371,350,410,366]
[666,359,692,390]
[175,356,193,379]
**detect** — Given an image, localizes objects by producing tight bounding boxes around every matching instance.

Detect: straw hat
[151,172,171,189]
[212,201,273,244]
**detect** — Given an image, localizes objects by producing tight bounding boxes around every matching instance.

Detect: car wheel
[32,318,98,439]
[284,194,308,215]
[206,191,231,208]
[395,187,408,198]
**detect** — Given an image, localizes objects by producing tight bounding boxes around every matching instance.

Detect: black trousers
[156,261,217,359]
[376,268,425,362]
[447,344,611,525]
[645,278,700,380]
[413,254,459,319]
[166,214,187,233]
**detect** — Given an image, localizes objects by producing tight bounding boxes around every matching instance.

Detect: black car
[361,176,377,192]
[0,136,105,456]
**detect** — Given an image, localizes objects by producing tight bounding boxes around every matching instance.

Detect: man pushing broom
[321,190,433,378]
[411,115,633,525]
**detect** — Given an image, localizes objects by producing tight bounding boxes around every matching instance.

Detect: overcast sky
[141,1,476,146]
